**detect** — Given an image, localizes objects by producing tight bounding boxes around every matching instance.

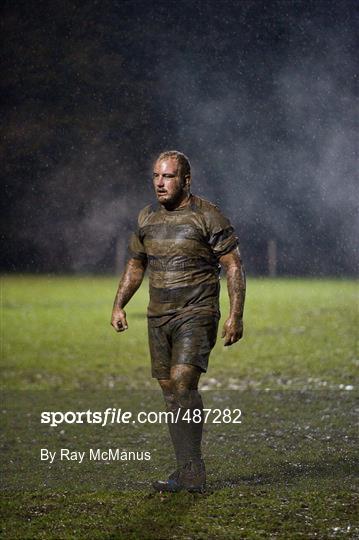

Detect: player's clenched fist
[221,317,243,346]
[111,307,128,332]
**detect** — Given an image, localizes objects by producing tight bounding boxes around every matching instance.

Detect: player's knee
[168,365,203,407]
[158,378,172,394]
[173,382,190,404]
[157,379,180,410]
[173,384,202,409]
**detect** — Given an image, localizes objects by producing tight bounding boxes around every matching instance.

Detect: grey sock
[166,391,204,466]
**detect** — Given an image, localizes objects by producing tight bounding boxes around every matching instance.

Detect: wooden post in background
[268,239,277,277]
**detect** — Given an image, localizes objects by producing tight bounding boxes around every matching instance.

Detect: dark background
[1,0,357,275]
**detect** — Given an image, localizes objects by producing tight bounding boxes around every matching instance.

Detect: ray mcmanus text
[40,448,151,463]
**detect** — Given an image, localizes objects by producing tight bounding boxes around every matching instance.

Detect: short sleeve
[127,230,147,262]
[126,207,149,263]
[206,205,238,259]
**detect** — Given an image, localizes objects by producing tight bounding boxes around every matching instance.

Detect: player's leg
[169,364,204,465]
[157,378,181,466]
[154,367,205,492]
[167,314,219,491]
[157,378,176,411]
[148,321,181,489]
[157,366,202,465]
[150,314,218,492]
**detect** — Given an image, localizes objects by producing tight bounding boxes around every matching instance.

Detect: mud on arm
[111,257,147,332]
[218,248,246,346]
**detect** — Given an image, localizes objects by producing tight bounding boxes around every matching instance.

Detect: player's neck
[176,192,192,209]
[162,192,192,211]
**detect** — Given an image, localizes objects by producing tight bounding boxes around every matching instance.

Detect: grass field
[1,275,358,539]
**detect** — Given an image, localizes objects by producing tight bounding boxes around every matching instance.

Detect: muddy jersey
[128,194,238,324]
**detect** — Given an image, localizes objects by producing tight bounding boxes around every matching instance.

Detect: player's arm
[218,247,246,346]
[111,257,147,332]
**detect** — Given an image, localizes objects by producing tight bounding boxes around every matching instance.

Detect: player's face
[152,158,186,206]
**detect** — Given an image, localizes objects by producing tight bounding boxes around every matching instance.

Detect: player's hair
[156,150,191,179]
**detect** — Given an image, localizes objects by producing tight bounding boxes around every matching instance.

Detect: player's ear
[184,174,191,187]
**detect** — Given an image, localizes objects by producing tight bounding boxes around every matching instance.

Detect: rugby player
[111,151,246,492]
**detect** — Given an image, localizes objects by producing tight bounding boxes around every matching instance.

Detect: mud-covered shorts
[148,312,219,379]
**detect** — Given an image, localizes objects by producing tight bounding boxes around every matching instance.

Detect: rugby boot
[152,468,182,493]
[152,459,206,493]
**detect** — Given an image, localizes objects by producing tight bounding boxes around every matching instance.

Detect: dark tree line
[2,1,357,276]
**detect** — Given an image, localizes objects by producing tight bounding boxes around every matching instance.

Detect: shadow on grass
[104,491,202,540]
[213,456,357,490]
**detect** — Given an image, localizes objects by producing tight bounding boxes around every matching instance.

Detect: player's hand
[221,317,243,346]
[111,307,128,332]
